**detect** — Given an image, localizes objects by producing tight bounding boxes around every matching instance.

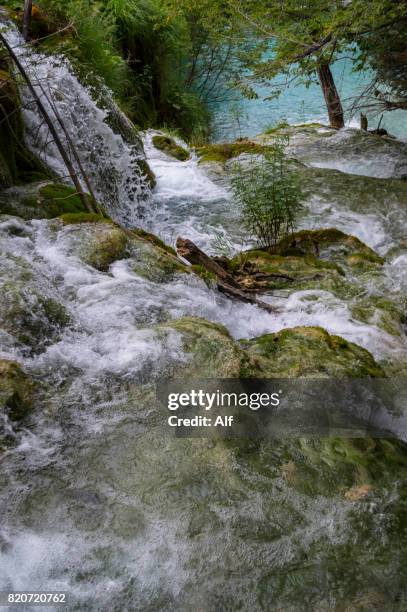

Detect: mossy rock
[275,229,381,263]
[229,250,346,294]
[152,135,190,161]
[131,228,177,256]
[102,105,156,188]
[156,317,253,378]
[128,231,187,283]
[0,182,97,220]
[351,296,406,337]
[61,222,129,271]
[196,141,268,164]
[241,326,385,378]
[137,158,156,189]
[0,359,33,421]
[346,251,385,270]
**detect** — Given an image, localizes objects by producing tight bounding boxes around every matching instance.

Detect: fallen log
[176,237,241,288]
[176,237,279,313]
[217,283,279,313]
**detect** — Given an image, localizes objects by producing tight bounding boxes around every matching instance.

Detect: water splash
[2,23,151,226]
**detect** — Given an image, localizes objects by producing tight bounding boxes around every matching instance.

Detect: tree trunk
[22,0,33,41]
[317,63,344,129]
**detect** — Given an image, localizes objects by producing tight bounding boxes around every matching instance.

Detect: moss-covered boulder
[152,135,190,161]
[275,228,383,263]
[241,326,384,378]
[60,221,129,271]
[351,296,406,337]
[0,182,95,220]
[228,249,346,294]
[155,317,253,377]
[196,140,269,165]
[0,359,33,421]
[0,252,69,351]
[156,318,384,379]
[128,230,187,282]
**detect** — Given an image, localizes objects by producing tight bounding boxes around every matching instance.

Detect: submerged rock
[60,221,129,271]
[152,135,190,161]
[0,359,33,421]
[0,252,69,351]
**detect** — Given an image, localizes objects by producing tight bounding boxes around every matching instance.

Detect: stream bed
[0,21,407,611]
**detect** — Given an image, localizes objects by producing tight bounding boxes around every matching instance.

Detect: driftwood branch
[177,237,241,288]
[176,237,279,314]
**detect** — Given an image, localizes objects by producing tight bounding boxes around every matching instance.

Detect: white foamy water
[1,23,151,226]
[143,131,228,201]
[0,26,407,608]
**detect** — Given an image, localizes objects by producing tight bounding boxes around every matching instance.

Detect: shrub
[231,140,304,251]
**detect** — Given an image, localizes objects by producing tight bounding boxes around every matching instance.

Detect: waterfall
[2,22,151,227]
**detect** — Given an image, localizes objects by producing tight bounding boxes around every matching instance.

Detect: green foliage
[30,0,216,137]
[231,140,304,250]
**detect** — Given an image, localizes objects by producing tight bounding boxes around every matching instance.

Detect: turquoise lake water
[213,56,407,141]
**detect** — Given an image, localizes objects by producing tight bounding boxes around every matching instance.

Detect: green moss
[59,212,112,225]
[346,251,385,269]
[0,359,33,421]
[129,235,187,282]
[229,249,346,294]
[152,135,190,161]
[276,228,381,261]
[242,326,385,378]
[131,228,176,256]
[191,264,217,286]
[196,141,268,164]
[0,182,103,220]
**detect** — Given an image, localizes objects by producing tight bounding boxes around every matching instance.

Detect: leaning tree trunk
[317,63,344,129]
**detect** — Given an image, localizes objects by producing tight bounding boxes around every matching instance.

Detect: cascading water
[2,22,151,227]
[1,18,407,610]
